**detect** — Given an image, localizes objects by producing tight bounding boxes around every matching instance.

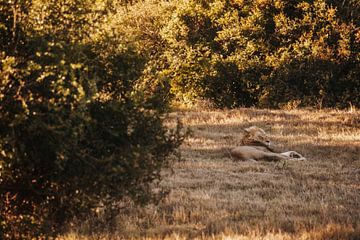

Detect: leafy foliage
[0,0,183,238]
[157,0,360,108]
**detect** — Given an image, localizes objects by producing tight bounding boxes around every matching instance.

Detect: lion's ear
[244,127,252,133]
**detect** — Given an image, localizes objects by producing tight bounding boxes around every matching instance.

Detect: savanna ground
[62,108,360,240]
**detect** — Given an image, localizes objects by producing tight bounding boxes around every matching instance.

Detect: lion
[230,126,306,162]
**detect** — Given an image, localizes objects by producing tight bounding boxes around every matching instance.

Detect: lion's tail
[221,147,234,160]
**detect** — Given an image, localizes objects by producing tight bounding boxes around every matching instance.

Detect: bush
[0,0,184,238]
[158,0,360,108]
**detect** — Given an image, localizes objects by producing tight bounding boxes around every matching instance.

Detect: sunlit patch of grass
[60,108,360,239]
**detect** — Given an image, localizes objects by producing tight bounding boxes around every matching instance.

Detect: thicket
[118,0,359,108]
[0,0,183,238]
[163,0,360,108]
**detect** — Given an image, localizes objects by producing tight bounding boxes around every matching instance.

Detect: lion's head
[241,126,271,147]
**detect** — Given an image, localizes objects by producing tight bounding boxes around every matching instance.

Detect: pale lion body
[230,126,306,162]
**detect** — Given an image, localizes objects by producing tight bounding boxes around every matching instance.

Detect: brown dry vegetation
[62,108,360,240]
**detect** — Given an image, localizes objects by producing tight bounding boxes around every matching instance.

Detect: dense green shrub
[107,0,177,110]
[0,0,183,238]
[261,0,360,108]
[158,0,360,108]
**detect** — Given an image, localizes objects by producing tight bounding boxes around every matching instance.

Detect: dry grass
[61,108,360,240]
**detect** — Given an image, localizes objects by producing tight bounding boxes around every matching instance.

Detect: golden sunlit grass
[61,108,360,240]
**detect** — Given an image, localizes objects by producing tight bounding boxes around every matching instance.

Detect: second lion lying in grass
[230,126,306,162]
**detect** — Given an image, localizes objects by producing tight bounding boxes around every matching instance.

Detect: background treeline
[124,0,359,109]
[0,0,359,238]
